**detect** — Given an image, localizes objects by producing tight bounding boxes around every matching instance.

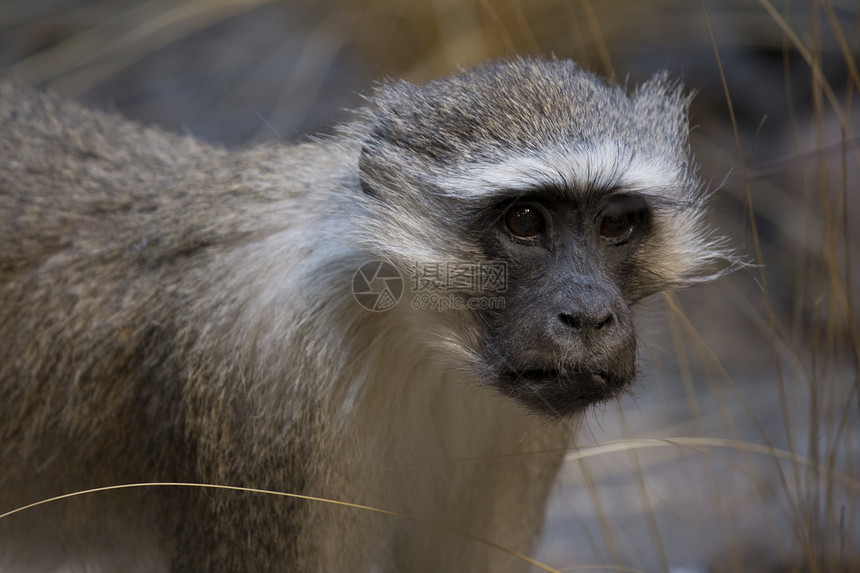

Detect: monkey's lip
[516,368,608,384]
[496,367,628,418]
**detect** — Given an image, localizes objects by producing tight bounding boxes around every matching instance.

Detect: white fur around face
[437,141,685,199]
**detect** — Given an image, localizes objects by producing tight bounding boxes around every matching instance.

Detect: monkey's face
[356,59,732,419]
[470,191,647,417]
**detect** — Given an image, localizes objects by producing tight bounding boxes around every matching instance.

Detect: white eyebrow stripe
[440,142,684,197]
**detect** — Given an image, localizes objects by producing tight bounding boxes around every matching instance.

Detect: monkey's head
[354,59,731,418]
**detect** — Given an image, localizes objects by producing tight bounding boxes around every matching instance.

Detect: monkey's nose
[557,310,615,332]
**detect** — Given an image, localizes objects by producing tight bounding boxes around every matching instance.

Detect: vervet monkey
[0,58,730,572]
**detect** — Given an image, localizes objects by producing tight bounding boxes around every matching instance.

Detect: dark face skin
[475,188,652,418]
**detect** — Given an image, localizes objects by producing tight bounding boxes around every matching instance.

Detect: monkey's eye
[597,195,648,244]
[505,205,544,238]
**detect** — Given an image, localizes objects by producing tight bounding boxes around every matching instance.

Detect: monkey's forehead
[364,58,690,168]
[438,143,693,200]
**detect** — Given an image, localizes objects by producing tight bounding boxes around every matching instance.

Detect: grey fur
[0,58,731,572]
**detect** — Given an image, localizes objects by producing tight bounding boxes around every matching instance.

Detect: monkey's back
[1,81,307,275]
[0,82,346,570]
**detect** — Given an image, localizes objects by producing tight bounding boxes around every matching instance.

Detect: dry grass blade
[563,438,860,495]
[0,482,563,573]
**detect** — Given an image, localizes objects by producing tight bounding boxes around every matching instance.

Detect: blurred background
[1,0,858,571]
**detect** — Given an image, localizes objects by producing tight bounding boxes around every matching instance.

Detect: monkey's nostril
[558,311,614,331]
[558,313,583,330]
[596,312,614,329]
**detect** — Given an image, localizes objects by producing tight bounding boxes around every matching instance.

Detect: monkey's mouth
[496,367,629,418]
